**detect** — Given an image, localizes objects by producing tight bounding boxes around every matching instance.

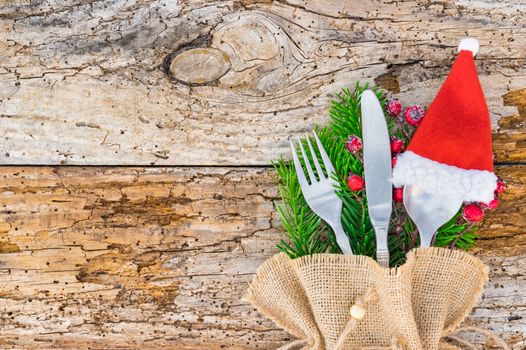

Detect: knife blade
[361,90,392,267]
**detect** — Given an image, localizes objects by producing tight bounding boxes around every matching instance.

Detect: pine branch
[273,157,330,259]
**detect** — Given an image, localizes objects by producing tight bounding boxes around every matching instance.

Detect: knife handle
[374,226,390,268]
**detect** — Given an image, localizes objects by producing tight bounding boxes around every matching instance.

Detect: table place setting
[246,38,510,350]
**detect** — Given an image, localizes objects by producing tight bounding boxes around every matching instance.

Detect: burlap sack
[246,247,493,350]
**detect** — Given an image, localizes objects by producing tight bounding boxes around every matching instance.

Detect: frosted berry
[387,98,402,117]
[345,135,363,154]
[347,174,364,191]
[390,138,405,154]
[462,204,484,222]
[393,187,404,202]
[482,198,500,210]
[391,156,398,167]
[495,178,506,195]
[404,105,425,126]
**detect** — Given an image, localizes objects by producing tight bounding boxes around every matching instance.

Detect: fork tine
[312,130,335,176]
[306,134,325,179]
[289,138,309,187]
[297,137,316,183]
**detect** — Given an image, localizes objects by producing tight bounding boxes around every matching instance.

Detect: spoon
[403,185,463,247]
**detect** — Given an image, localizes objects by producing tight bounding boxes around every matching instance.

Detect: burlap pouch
[246,247,502,350]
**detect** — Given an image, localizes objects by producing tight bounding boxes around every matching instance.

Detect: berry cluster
[345,135,365,191]
[386,98,425,126]
[462,178,506,222]
[390,137,405,202]
[386,98,425,203]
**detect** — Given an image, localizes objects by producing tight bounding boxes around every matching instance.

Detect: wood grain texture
[0,166,524,349]
[0,0,526,165]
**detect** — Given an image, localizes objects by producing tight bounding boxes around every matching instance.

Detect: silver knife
[361,90,392,267]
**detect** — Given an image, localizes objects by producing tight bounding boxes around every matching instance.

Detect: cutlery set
[290,90,456,267]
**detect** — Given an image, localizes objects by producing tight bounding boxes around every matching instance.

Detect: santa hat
[392,38,498,204]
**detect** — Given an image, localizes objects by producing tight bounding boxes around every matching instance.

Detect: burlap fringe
[245,247,508,350]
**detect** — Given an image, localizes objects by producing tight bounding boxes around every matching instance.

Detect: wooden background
[0,0,524,349]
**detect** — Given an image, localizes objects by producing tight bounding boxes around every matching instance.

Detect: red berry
[390,138,405,154]
[495,179,506,195]
[393,187,404,202]
[404,105,425,126]
[347,175,364,191]
[387,98,402,117]
[484,198,500,210]
[345,135,362,154]
[462,204,485,222]
[391,156,398,167]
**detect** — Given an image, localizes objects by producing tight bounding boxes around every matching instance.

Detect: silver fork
[290,130,354,254]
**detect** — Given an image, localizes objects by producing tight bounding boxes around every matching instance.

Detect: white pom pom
[458,38,479,56]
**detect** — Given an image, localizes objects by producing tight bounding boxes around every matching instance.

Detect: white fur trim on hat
[458,38,479,57]
[392,151,497,203]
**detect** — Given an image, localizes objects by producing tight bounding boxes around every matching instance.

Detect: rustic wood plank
[0,166,523,349]
[493,89,526,164]
[0,1,524,349]
[0,0,525,165]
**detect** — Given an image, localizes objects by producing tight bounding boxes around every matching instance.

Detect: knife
[361,90,392,267]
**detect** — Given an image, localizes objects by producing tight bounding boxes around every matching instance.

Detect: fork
[290,130,354,254]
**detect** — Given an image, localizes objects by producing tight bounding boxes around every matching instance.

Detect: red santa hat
[392,38,498,204]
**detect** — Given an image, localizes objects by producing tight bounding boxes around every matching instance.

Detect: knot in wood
[169,48,231,85]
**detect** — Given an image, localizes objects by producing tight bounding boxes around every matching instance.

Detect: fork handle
[333,220,353,255]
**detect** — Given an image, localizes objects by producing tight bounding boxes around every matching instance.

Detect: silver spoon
[403,185,463,247]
